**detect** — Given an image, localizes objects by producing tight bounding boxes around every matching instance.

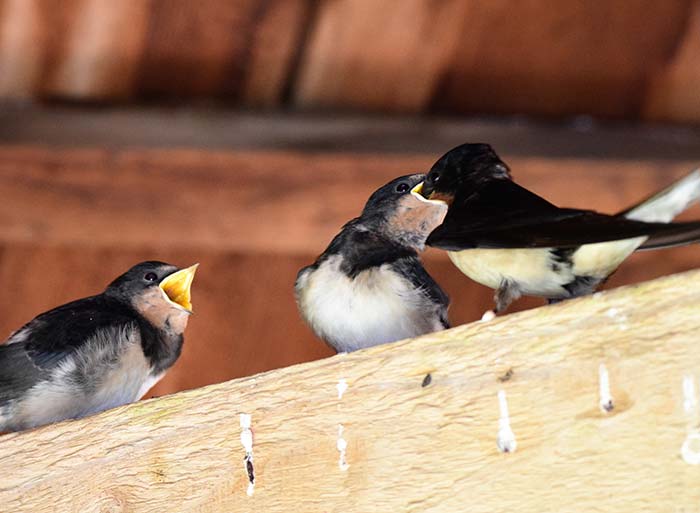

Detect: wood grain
[1,270,699,512]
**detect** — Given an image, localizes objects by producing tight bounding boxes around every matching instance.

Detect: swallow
[413,143,700,313]
[0,261,198,432]
[296,174,449,352]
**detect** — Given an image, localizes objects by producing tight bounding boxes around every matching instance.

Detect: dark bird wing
[392,257,450,329]
[0,295,137,402]
[427,180,700,250]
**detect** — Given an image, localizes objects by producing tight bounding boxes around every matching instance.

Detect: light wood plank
[1,270,699,512]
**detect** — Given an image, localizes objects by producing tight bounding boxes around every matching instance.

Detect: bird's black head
[417,143,511,203]
[105,261,199,317]
[360,173,448,250]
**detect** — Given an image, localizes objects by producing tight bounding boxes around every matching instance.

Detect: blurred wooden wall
[0,0,699,122]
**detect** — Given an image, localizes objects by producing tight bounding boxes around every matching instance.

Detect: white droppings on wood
[337,424,349,471]
[337,379,348,400]
[240,413,255,496]
[605,307,629,330]
[496,390,517,453]
[681,433,700,466]
[598,364,614,412]
[1,270,700,512]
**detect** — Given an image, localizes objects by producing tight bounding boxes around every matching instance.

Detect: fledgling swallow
[413,143,700,313]
[296,174,449,352]
[0,261,198,432]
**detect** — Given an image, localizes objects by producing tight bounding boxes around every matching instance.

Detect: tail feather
[619,169,700,223]
[638,224,700,250]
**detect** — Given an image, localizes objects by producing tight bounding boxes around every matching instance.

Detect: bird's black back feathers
[426,144,700,250]
[305,219,417,279]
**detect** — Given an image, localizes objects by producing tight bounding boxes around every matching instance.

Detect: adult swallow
[413,143,700,313]
[296,174,449,352]
[0,261,198,432]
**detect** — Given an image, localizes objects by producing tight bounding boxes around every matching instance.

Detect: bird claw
[481,310,497,322]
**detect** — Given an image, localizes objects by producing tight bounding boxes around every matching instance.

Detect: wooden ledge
[1,270,700,512]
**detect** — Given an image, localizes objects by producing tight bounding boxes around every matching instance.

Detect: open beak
[411,182,447,205]
[159,263,198,312]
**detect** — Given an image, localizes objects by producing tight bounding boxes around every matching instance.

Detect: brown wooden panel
[137,0,305,101]
[42,0,150,99]
[241,0,311,107]
[0,0,45,97]
[433,0,694,119]
[0,0,699,123]
[137,0,254,98]
[0,145,697,255]
[295,0,468,112]
[643,1,700,123]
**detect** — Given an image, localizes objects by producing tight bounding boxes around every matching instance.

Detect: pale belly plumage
[448,236,645,298]
[297,255,444,352]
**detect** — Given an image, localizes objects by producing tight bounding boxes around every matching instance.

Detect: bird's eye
[144,272,158,282]
[395,182,410,193]
[427,171,440,184]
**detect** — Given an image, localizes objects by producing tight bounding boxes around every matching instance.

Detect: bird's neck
[337,226,417,278]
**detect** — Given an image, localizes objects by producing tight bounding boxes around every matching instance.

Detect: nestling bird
[413,143,700,313]
[0,261,198,432]
[296,173,449,352]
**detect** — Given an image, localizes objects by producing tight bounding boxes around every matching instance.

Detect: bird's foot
[480,310,497,322]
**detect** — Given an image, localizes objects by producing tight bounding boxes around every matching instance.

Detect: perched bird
[0,261,198,432]
[413,143,700,313]
[296,174,449,352]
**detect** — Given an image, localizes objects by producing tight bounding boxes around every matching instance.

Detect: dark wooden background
[0,0,699,400]
[0,0,699,122]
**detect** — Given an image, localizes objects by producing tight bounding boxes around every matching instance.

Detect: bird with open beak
[296,174,449,352]
[0,261,198,432]
[413,143,700,314]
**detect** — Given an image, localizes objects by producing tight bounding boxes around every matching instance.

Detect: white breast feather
[297,255,442,352]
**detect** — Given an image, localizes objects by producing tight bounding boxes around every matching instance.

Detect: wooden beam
[0,142,698,255]
[1,270,699,512]
[3,107,700,159]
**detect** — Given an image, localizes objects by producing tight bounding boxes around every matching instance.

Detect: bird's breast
[297,255,442,352]
[447,248,574,296]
